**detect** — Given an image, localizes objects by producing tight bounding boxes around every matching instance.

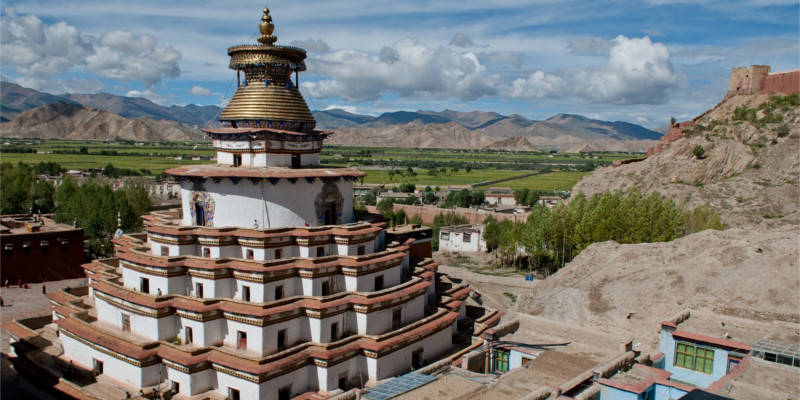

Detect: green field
[358,168,587,191]
[2,140,632,191]
[502,171,587,190]
[0,152,212,174]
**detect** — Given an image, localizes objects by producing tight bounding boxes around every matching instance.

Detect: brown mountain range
[1,102,204,141]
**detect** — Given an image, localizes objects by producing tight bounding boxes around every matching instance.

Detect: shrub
[692,145,706,160]
[777,124,791,138]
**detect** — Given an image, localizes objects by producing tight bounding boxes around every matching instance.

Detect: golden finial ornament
[257,7,277,45]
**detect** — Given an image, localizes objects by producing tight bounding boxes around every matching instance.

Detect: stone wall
[763,69,800,95]
[390,204,529,225]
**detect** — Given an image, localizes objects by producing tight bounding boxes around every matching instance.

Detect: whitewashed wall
[366,325,453,380]
[61,334,162,388]
[180,179,354,229]
[165,365,217,396]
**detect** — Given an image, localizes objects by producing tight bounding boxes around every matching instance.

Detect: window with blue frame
[674,342,714,374]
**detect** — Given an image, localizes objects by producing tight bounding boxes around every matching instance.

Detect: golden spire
[257,7,277,45]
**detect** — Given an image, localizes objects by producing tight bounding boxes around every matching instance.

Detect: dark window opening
[278,329,286,350]
[463,233,472,243]
[93,359,104,375]
[274,285,284,300]
[412,349,424,369]
[338,375,347,391]
[357,245,366,256]
[375,275,384,291]
[322,281,330,296]
[229,388,241,400]
[246,249,254,260]
[185,327,193,344]
[194,203,206,226]
[331,322,338,341]
[275,249,282,259]
[278,386,291,400]
[277,329,287,349]
[140,277,150,294]
[171,381,180,394]
[195,282,204,298]
[324,201,337,225]
[291,154,301,168]
[242,286,251,302]
[237,331,247,350]
[23,242,31,255]
[392,309,402,329]
[316,247,325,257]
[41,241,49,253]
[233,154,242,167]
[203,248,211,258]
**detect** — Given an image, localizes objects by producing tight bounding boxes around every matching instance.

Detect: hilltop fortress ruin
[647,65,799,156]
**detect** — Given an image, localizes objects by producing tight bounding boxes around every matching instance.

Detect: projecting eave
[165,165,366,180]
[202,127,331,139]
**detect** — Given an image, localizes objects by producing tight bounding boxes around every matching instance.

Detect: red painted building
[0,215,85,283]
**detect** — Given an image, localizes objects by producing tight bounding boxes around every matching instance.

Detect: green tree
[32,179,56,213]
[376,198,396,220]
[0,162,32,214]
[482,215,501,254]
[398,182,416,193]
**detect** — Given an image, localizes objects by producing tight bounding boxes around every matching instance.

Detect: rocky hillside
[514,226,800,350]
[1,102,204,141]
[572,93,800,229]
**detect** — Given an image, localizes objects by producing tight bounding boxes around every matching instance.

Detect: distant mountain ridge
[2,101,204,141]
[1,82,220,127]
[2,82,661,150]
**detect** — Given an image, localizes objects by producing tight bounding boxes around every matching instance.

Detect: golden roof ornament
[218,6,315,130]
[258,7,277,45]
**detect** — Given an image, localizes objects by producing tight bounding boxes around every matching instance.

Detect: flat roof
[723,359,800,399]
[672,310,799,348]
[0,215,80,235]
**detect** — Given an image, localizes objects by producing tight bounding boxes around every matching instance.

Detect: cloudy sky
[1,1,797,128]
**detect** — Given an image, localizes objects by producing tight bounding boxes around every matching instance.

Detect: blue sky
[1,1,797,128]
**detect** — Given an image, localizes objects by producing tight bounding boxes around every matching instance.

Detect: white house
[439,225,485,253]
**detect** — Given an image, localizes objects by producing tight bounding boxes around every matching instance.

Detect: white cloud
[0,9,180,88]
[506,35,683,105]
[189,85,213,96]
[508,70,565,99]
[86,30,180,86]
[449,33,474,48]
[0,9,93,78]
[576,35,682,104]
[303,39,500,102]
